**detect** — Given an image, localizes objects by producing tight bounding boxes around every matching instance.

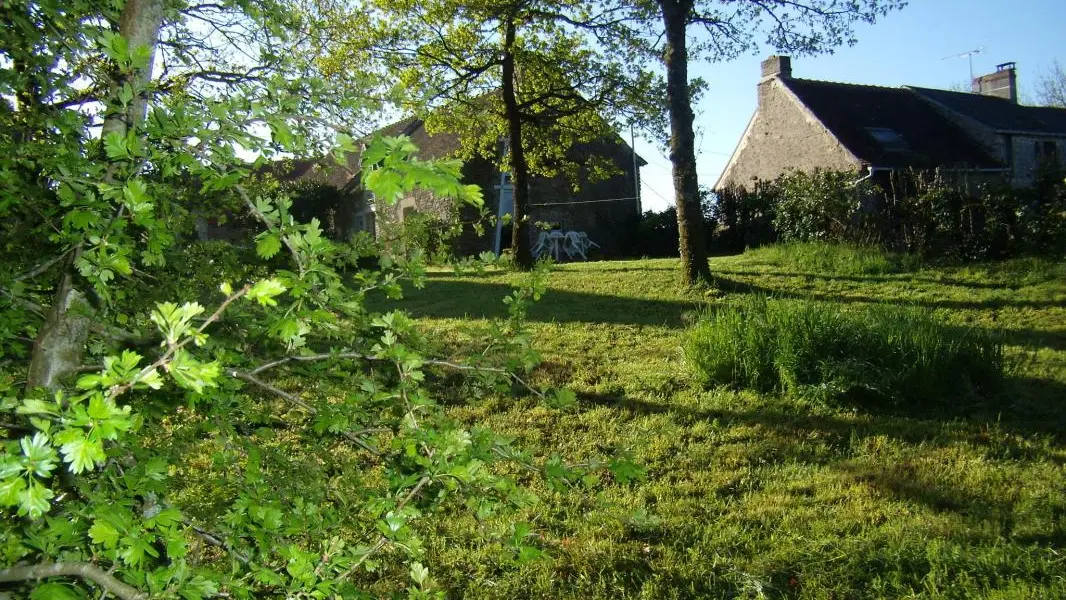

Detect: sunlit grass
[370,246,1066,598]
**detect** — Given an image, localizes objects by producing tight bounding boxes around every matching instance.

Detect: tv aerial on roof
[942,46,985,83]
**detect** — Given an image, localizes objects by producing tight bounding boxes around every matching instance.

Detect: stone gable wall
[717,78,861,190]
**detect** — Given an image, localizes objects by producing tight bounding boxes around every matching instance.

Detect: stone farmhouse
[280,116,646,257]
[716,56,1066,193]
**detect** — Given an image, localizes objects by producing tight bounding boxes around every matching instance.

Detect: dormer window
[866,127,910,153]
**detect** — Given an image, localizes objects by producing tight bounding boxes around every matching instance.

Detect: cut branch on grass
[229,367,383,455]
[247,352,545,400]
[184,520,251,565]
[106,284,250,401]
[337,474,432,582]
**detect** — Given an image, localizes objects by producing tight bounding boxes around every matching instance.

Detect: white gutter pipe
[850,165,885,187]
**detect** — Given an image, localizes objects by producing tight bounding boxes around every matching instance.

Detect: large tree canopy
[617,0,907,285]
[0,0,619,597]
[339,0,663,268]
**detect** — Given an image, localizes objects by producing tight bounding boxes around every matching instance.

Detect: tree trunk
[100,0,165,141]
[660,0,712,286]
[501,18,534,270]
[27,0,165,390]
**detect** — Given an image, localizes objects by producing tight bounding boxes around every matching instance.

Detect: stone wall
[1010,136,1066,187]
[717,78,861,191]
[525,137,642,256]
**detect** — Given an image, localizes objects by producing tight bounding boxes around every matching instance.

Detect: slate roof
[909,87,1066,136]
[782,78,1004,169]
[333,117,465,192]
[268,114,647,190]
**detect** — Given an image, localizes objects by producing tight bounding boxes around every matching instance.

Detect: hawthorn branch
[13,247,74,282]
[106,284,250,401]
[236,185,305,273]
[184,520,251,565]
[338,474,431,581]
[229,369,314,411]
[247,353,545,400]
[228,368,384,455]
[0,562,147,600]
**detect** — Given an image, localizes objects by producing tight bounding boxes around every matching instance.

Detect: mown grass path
[381,252,1066,599]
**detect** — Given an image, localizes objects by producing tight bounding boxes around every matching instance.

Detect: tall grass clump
[744,242,922,275]
[685,296,1003,409]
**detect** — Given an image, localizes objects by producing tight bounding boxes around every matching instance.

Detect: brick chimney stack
[761,56,792,81]
[973,62,1018,103]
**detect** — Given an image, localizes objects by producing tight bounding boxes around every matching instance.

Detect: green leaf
[247,278,287,306]
[166,535,188,559]
[59,434,105,474]
[119,533,159,567]
[0,458,22,479]
[546,388,577,409]
[167,349,220,393]
[0,475,27,507]
[147,507,182,529]
[17,398,59,416]
[89,520,121,549]
[180,575,218,600]
[409,562,430,587]
[255,232,282,259]
[21,432,58,477]
[76,373,103,390]
[30,583,83,600]
[609,458,646,485]
[103,132,129,160]
[18,479,54,519]
[65,209,99,230]
[122,179,153,215]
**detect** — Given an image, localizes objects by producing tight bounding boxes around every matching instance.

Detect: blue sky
[633,0,1066,212]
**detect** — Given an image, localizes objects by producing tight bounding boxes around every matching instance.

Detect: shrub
[379,210,461,263]
[710,182,778,253]
[685,297,1003,409]
[726,167,1066,260]
[773,169,879,244]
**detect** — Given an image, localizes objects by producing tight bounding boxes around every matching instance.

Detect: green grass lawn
[378,247,1066,599]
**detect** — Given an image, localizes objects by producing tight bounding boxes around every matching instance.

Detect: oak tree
[622,0,906,285]
[351,0,662,268]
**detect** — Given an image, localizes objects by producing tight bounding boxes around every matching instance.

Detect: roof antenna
[942,46,985,85]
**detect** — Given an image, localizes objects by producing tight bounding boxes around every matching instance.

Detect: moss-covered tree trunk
[660,0,712,286]
[501,17,534,270]
[26,0,164,389]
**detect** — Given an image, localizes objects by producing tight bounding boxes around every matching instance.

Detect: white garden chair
[531,231,551,258]
[563,231,590,260]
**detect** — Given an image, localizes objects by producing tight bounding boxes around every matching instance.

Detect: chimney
[761,55,792,81]
[972,62,1018,103]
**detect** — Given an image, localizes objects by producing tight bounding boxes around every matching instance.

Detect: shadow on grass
[995,327,1066,352]
[715,268,1022,290]
[383,279,700,327]
[578,386,1066,542]
[578,370,1066,445]
[713,275,1063,311]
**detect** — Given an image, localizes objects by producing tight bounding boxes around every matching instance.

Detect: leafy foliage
[0,0,635,597]
[714,167,1066,260]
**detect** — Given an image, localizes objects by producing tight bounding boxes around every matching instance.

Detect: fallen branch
[229,368,384,455]
[184,520,251,565]
[247,352,545,400]
[0,562,147,600]
[337,474,431,582]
